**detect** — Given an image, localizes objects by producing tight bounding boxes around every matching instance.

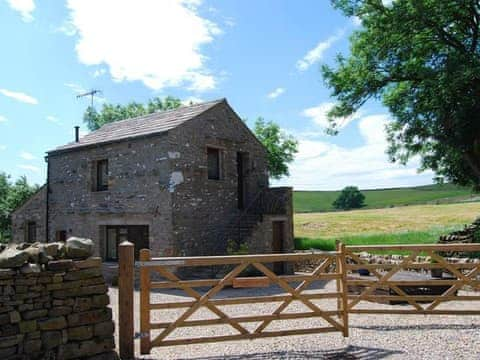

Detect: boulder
[0,247,29,268]
[65,237,94,259]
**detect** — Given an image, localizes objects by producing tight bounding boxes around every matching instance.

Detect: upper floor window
[207,147,221,180]
[95,159,109,191]
[26,221,36,243]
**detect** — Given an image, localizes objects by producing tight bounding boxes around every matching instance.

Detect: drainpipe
[45,155,49,242]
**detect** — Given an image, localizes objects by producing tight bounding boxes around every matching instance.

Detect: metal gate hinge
[134,332,149,339]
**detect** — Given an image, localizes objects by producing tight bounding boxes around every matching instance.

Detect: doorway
[272,221,285,274]
[237,152,247,209]
[105,225,149,261]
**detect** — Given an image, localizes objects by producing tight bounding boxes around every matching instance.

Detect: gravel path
[108,281,480,360]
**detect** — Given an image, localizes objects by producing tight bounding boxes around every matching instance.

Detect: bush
[332,186,365,210]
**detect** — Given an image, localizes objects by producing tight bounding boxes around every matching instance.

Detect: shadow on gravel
[179,345,403,360]
[352,323,479,332]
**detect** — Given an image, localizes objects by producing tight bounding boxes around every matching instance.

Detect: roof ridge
[100,98,225,129]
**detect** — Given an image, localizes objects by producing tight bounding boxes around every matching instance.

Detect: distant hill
[294,184,478,213]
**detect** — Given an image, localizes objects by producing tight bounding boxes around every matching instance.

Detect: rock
[18,320,37,333]
[0,247,29,268]
[47,259,74,271]
[40,243,60,258]
[94,321,115,337]
[65,237,94,259]
[16,243,30,250]
[24,246,40,263]
[42,330,63,349]
[20,263,42,274]
[38,316,67,330]
[0,244,5,253]
[68,325,93,341]
[23,338,42,354]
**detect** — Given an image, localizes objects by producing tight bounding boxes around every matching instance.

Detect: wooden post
[340,242,349,337]
[140,249,151,354]
[335,240,342,312]
[118,241,134,359]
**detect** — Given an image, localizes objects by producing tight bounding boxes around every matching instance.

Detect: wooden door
[272,221,285,274]
[105,225,149,261]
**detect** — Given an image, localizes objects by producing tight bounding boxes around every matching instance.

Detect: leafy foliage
[253,117,298,179]
[84,96,182,131]
[332,186,365,210]
[0,173,39,242]
[323,0,480,189]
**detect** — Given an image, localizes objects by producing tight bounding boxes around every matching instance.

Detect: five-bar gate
[118,243,480,358]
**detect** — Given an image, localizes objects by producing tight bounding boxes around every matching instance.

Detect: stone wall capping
[0,241,117,359]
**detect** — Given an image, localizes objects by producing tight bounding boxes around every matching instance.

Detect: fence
[118,243,480,358]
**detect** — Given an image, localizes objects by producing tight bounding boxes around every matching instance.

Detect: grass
[294,202,480,253]
[294,183,477,213]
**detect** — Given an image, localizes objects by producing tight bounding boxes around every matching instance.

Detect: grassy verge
[294,226,461,254]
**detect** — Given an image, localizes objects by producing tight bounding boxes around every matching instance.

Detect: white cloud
[0,88,38,104]
[18,164,40,173]
[20,151,36,160]
[46,115,60,124]
[92,68,106,78]
[65,0,220,92]
[0,145,6,151]
[267,87,286,99]
[296,29,345,71]
[273,114,434,190]
[302,102,361,129]
[182,96,204,105]
[6,0,35,22]
[0,115,7,123]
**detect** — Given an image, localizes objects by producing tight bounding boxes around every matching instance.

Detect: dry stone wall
[0,238,117,360]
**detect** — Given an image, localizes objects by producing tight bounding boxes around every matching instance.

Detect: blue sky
[0,0,435,190]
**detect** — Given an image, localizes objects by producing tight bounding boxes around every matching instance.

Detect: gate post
[140,249,151,354]
[118,241,134,359]
[340,242,349,337]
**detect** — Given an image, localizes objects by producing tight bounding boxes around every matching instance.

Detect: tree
[253,117,299,179]
[0,173,39,241]
[84,96,182,131]
[333,186,365,210]
[323,0,480,189]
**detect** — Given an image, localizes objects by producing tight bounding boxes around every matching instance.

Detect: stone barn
[12,99,293,264]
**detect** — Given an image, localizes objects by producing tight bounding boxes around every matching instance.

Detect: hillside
[294,183,478,213]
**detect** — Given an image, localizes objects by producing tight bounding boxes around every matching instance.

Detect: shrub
[332,186,365,210]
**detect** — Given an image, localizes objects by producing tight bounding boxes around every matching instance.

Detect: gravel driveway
[108,281,480,360]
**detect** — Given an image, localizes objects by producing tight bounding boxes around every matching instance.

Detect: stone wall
[0,239,116,359]
[168,103,270,256]
[11,186,47,244]
[46,134,173,258]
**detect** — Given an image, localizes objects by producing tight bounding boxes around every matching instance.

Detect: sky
[0,0,435,190]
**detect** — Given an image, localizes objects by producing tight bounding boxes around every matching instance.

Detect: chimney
[74,126,80,142]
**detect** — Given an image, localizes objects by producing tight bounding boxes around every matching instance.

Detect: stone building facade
[12,99,293,265]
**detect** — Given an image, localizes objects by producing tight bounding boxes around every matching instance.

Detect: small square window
[95,159,109,191]
[207,147,221,180]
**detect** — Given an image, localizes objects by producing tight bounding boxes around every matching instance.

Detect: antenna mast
[76,89,102,108]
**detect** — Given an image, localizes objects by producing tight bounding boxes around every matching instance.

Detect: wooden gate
[117,243,480,358]
[344,244,480,315]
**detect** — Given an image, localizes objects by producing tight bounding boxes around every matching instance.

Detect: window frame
[94,159,109,192]
[207,147,222,181]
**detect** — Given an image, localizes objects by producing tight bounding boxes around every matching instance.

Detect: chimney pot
[74,126,80,142]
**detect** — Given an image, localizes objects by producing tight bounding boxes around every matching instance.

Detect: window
[55,230,67,242]
[26,221,36,243]
[95,159,109,191]
[207,147,221,180]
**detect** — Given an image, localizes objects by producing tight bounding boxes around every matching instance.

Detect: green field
[294,202,480,252]
[293,183,477,213]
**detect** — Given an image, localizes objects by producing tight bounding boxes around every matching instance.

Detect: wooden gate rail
[118,242,480,358]
[344,243,480,315]
[132,249,346,355]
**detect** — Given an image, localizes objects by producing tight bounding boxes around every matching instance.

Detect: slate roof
[49,98,225,153]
